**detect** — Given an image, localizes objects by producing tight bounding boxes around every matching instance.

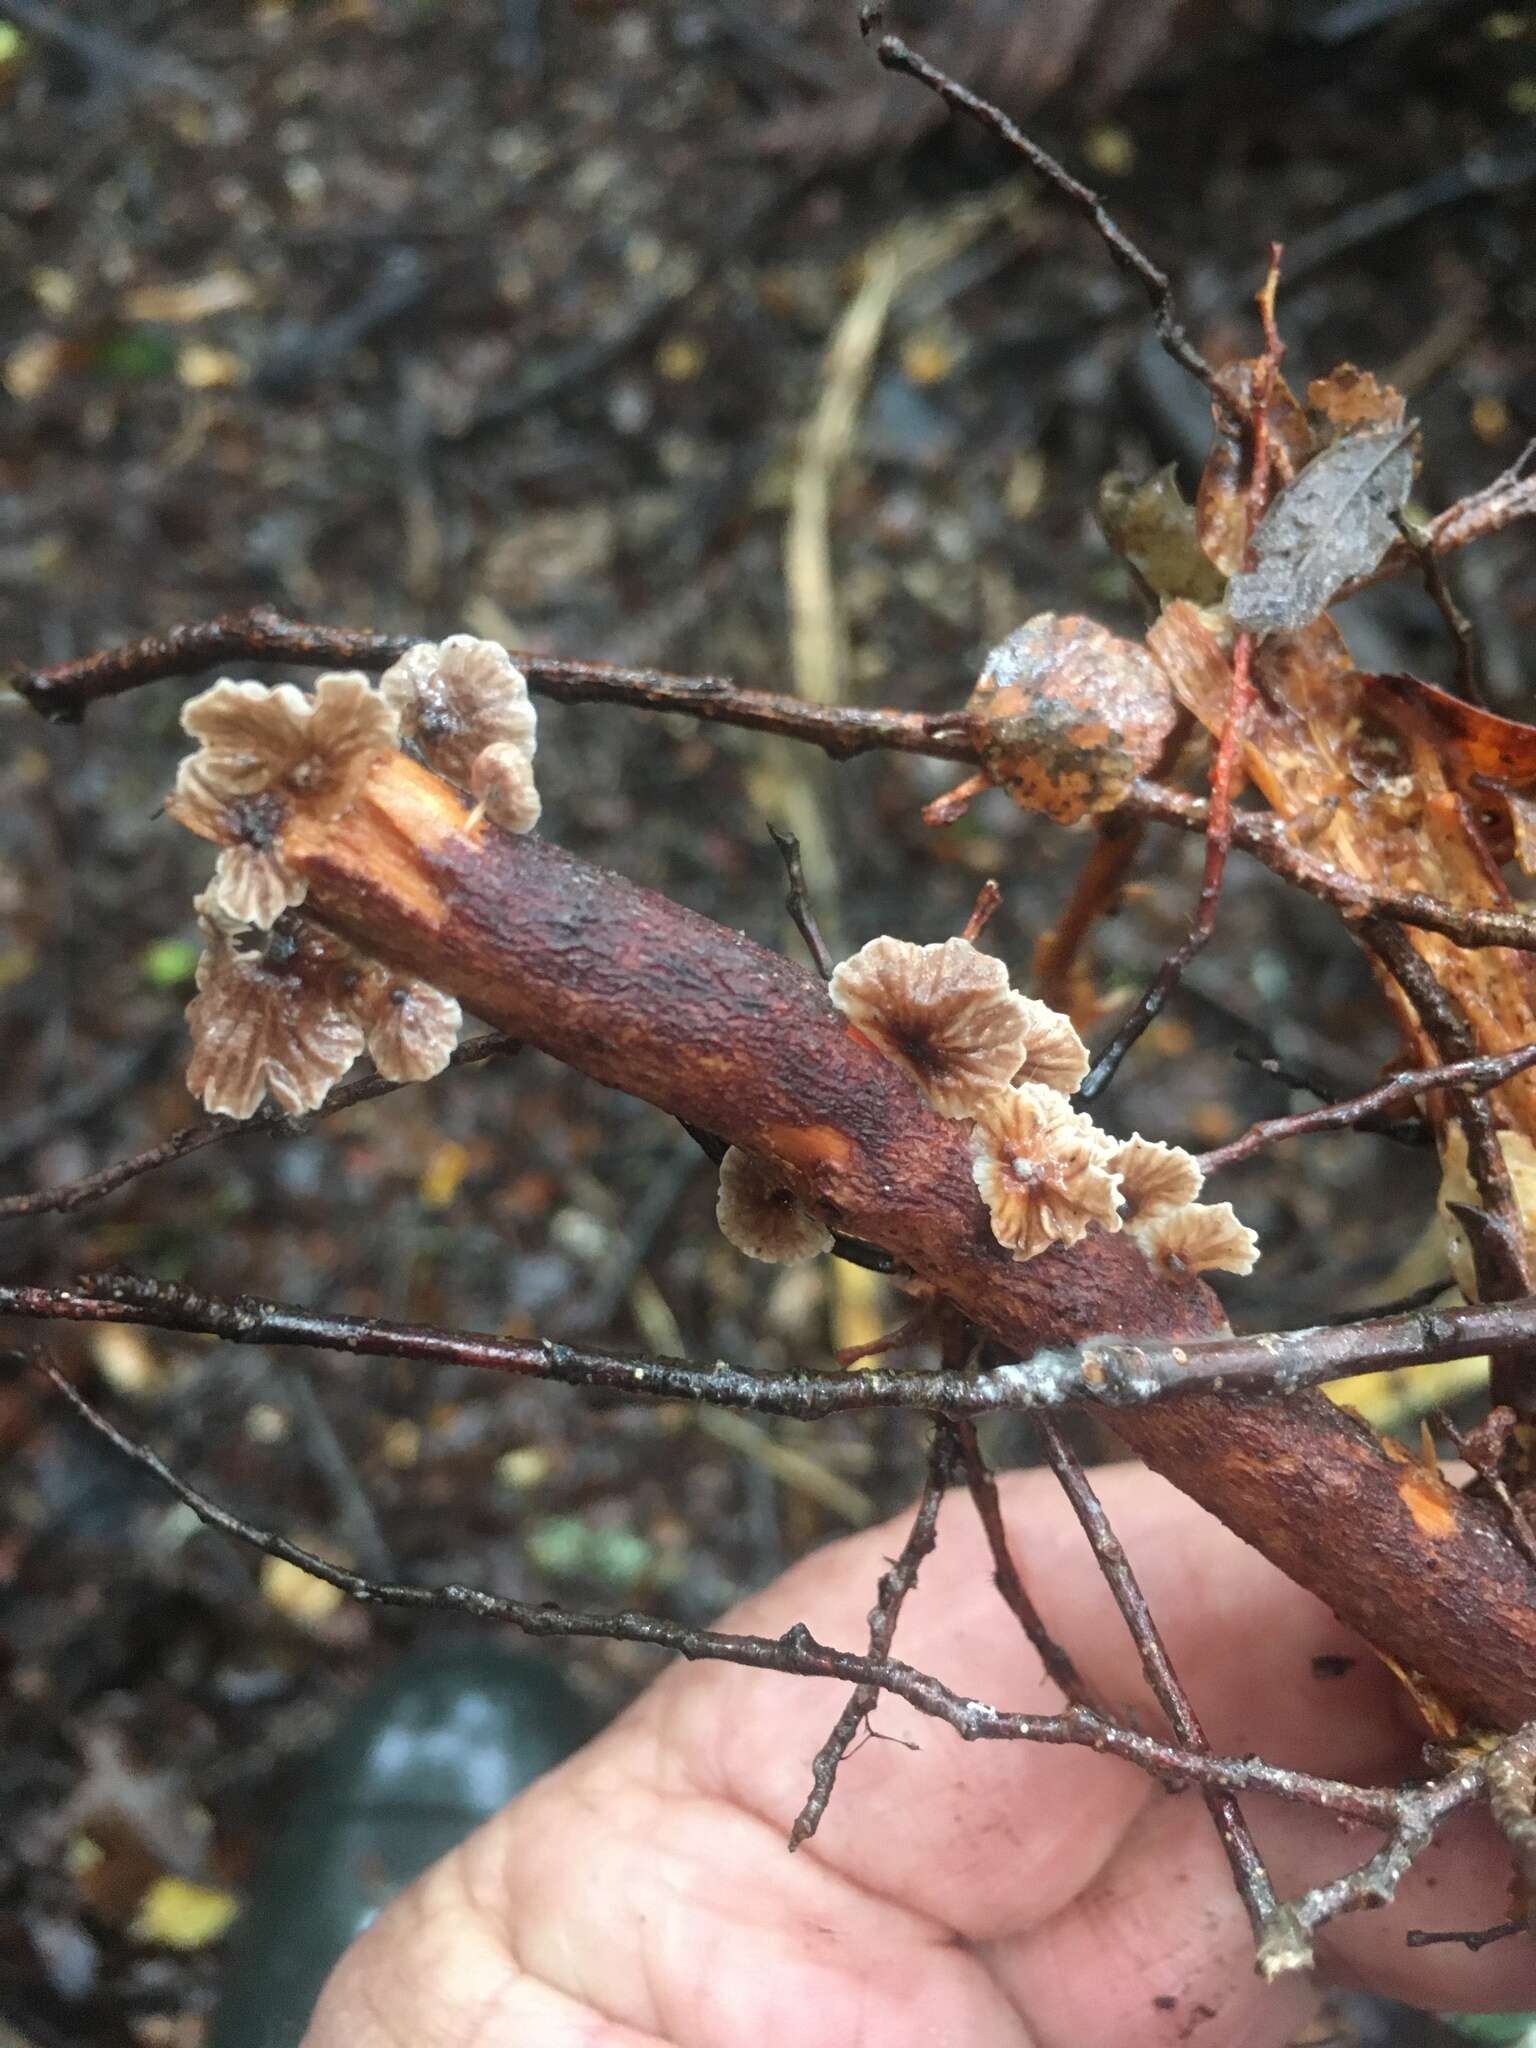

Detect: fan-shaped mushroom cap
[185,906,365,1120]
[829,935,1044,1119]
[1135,1200,1259,1278]
[970,1082,1122,1262]
[716,1146,833,1264]
[1112,1133,1204,1225]
[1012,995,1090,1096]
[351,966,462,1084]
[169,674,398,927]
[380,636,539,833]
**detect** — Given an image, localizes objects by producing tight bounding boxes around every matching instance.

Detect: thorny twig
[13,1269,1536,1419]
[1198,1040,1536,1177]
[20,1350,1478,1839]
[790,1418,956,1848]
[1034,1417,1280,1947]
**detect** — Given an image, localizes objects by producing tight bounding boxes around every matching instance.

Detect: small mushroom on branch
[168,673,399,927]
[350,965,463,1085]
[829,935,1059,1118]
[1135,1200,1260,1279]
[185,901,367,1120]
[716,1146,833,1264]
[970,1081,1123,1262]
[380,636,540,833]
[1111,1133,1205,1229]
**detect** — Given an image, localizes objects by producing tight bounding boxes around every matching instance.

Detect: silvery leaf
[1227,423,1416,636]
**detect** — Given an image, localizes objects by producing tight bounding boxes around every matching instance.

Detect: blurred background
[0,0,1533,2038]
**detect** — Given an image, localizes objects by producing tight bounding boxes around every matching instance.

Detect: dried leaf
[966,613,1177,825]
[1095,466,1226,605]
[1306,363,1405,438]
[1227,425,1417,636]
[1364,670,1536,872]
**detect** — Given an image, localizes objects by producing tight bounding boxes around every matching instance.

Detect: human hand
[304,1460,1536,2046]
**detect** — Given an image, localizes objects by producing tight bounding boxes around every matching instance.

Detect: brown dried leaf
[1227,425,1417,636]
[1307,363,1406,439]
[966,614,1177,825]
[1195,362,1314,575]
[1095,466,1226,605]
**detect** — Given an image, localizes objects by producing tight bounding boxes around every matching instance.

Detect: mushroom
[716,1146,833,1264]
[350,965,462,1084]
[185,901,366,1120]
[1134,1200,1259,1278]
[169,673,399,928]
[1110,1133,1204,1231]
[1012,995,1090,1096]
[828,935,1044,1119]
[970,1082,1123,1262]
[379,635,540,833]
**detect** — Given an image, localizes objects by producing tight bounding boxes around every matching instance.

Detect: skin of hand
[304,1460,1536,2047]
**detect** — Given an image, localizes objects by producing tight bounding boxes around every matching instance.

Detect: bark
[250,752,1536,1727]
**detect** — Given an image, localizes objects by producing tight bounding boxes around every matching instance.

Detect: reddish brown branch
[1198,1040,1536,1177]
[125,748,1536,1727]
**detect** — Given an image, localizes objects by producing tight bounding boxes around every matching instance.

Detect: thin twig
[1079,253,1285,1100]
[19,1349,1459,1833]
[0,1032,522,1220]
[1256,1754,1488,1980]
[1393,507,1485,705]
[768,825,834,981]
[873,36,1226,417]
[790,1418,955,1848]
[17,1271,1536,1417]
[1198,1040,1536,1176]
[1405,1918,1523,1952]
[17,613,1536,962]
[1035,1417,1279,1946]
[949,1413,1093,1708]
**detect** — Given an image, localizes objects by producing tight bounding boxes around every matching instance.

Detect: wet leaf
[1365,671,1536,873]
[1227,425,1417,635]
[1306,362,1405,438]
[1095,465,1226,604]
[966,612,1178,825]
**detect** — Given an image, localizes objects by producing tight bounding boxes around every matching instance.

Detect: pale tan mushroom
[1012,995,1090,1096]
[970,1082,1122,1262]
[1111,1133,1204,1228]
[1135,1200,1259,1278]
[829,935,1041,1119]
[351,966,462,1084]
[169,673,398,927]
[380,636,540,833]
[185,905,366,1120]
[716,1146,833,1264]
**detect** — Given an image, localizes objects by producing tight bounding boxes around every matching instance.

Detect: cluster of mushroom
[716,935,1257,1283]
[171,637,538,1120]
